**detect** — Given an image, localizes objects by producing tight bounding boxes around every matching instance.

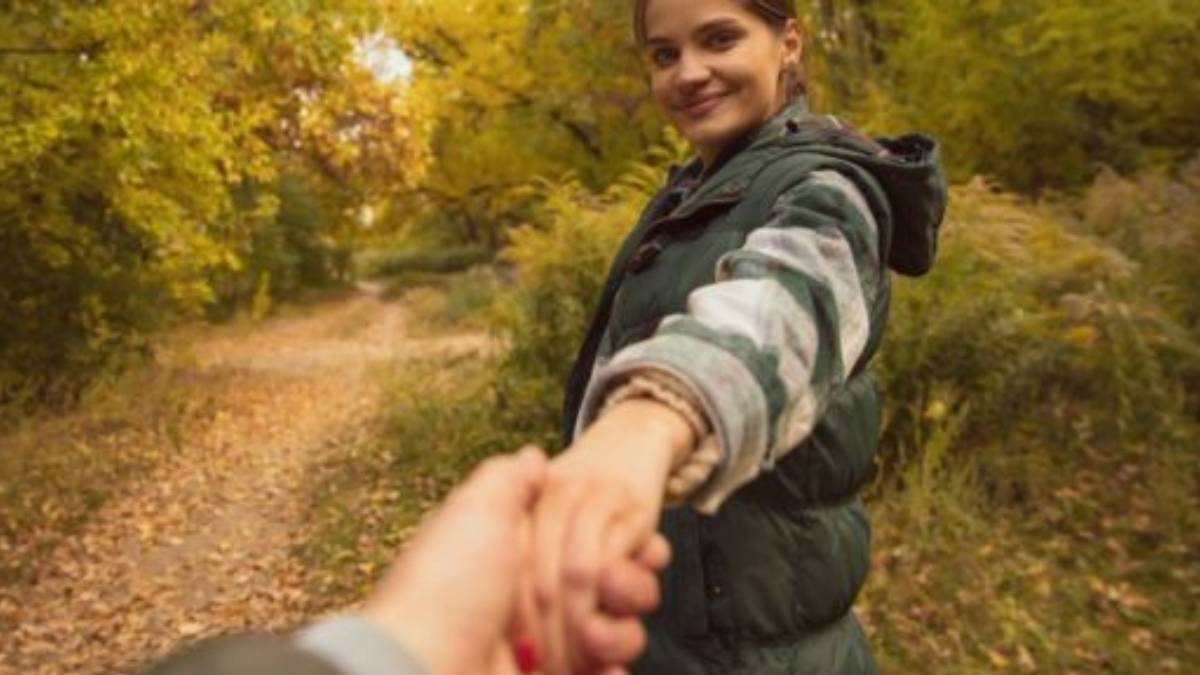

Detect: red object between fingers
[514,636,542,674]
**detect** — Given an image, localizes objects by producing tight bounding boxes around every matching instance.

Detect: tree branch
[0,41,105,59]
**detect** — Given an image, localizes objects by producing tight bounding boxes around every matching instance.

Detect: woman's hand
[529,398,697,674]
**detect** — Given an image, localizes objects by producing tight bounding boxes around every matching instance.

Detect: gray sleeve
[575,171,883,512]
[295,615,431,675]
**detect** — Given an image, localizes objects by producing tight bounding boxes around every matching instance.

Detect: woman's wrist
[578,397,697,480]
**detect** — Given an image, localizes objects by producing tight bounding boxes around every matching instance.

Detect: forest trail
[0,287,491,675]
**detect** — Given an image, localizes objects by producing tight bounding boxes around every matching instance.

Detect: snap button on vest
[629,240,664,274]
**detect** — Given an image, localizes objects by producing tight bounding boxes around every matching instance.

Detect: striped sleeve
[575,170,883,512]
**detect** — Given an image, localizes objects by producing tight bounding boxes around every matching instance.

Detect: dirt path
[0,288,490,675]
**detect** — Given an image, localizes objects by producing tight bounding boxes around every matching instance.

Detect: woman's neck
[698,97,796,173]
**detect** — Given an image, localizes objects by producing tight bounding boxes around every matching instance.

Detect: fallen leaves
[0,293,444,675]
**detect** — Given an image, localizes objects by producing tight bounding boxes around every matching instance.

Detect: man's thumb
[462,445,547,514]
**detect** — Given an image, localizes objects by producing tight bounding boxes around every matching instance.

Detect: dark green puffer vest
[563,101,946,675]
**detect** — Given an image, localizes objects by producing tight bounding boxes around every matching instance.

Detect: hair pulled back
[632,0,807,98]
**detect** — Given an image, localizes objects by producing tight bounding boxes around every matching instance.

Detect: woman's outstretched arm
[574,169,884,511]
[531,168,886,673]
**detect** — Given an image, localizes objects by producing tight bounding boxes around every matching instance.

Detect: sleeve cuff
[295,616,430,675]
[575,332,771,514]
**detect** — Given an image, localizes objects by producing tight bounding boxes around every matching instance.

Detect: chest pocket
[609,213,746,352]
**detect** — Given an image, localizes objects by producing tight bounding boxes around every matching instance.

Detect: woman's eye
[707,30,739,49]
[650,48,678,68]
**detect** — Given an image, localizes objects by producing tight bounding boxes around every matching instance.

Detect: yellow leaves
[177,621,205,637]
[1128,628,1155,652]
[923,400,949,422]
[252,10,279,34]
[384,0,662,242]
[1063,325,1098,350]
[1087,575,1154,618]
[1015,646,1037,672]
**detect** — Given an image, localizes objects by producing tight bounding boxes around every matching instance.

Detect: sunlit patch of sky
[357,32,412,84]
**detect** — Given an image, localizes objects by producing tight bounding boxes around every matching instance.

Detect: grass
[300,353,1199,673]
[381,266,502,334]
[859,429,1199,674]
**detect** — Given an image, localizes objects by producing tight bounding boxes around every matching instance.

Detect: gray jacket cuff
[295,616,430,675]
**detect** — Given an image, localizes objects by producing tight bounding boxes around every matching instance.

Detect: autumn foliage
[0,0,426,404]
[2,1,1198,672]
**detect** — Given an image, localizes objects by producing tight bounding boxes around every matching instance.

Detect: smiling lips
[678,92,728,120]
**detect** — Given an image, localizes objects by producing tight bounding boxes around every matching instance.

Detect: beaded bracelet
[598,370,723,505]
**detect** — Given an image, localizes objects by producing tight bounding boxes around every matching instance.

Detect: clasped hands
[361,399,696,675]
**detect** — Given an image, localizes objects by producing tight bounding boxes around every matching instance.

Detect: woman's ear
[781,18,804,66]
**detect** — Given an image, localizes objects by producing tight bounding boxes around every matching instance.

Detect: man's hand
[359,445,670,675]
[362,446,548,675]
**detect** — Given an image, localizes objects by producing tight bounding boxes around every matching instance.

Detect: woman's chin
[681,124,741,160]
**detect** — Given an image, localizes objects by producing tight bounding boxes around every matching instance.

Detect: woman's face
[642,0,801,166]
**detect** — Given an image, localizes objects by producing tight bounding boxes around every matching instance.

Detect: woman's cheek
[651,79,674,117]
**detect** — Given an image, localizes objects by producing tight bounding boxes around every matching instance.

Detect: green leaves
[818,0,1200,192]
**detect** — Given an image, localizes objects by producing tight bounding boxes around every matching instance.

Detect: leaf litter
[1,287,491,675]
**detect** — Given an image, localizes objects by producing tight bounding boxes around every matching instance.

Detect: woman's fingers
[636,533,672,571]
[600,507,659,573]
[562,488,626,593]
[597,557,661,616]
[560,488,635,672]
[579,614,648,668]
[529,443,670,673]
[564,495,664,671]
[561,489,625,614]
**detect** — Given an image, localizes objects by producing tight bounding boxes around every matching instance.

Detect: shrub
[483,168,1200,669]
[489,171,658,448]
[1074,158,1200,419]
[839,0,1200,192]
[359,245,494,279]
[865,179,1199,673]
[877,178,1197,472]
[209,173,354,320]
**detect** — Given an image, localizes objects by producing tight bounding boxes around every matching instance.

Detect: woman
[526,1,947,673]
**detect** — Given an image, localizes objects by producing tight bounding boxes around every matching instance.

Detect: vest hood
[857,131,947,276]
[702,98,948,277]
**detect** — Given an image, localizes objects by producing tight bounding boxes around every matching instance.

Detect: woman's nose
[674,49,711,88]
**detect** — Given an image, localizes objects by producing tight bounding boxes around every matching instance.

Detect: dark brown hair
[632,0,807,98]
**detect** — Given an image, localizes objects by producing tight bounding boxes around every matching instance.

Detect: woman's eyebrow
[645,17,743,46]
[694,18,742,35]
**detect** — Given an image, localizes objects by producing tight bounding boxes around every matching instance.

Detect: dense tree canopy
[378,0,667,247]
[3,0,1197,400]
[809,0,1200,191]
[0,0,426,400]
